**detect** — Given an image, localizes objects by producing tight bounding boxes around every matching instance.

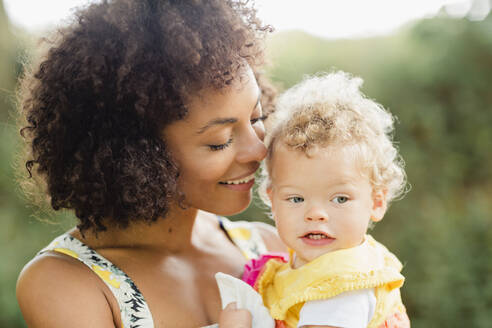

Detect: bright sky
[4,0,487,39]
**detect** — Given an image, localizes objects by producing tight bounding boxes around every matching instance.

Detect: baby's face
[267,144,387,268]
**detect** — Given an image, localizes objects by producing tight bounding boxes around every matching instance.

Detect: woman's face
[163,68,267,216]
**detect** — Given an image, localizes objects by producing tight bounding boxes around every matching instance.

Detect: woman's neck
[71,205,206,253]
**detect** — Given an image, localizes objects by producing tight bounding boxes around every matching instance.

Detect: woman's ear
[370,189,387,222]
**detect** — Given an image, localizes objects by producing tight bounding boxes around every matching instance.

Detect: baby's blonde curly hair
[259,71,407,207]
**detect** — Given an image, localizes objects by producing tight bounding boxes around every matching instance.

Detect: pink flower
[242,253,289,288]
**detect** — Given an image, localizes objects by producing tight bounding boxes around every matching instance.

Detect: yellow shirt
[256,235,406,328]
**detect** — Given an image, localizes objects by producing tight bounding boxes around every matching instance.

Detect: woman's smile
[219,178,255,191]
[219,169,258,191]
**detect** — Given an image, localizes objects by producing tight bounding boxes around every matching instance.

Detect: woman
[16,0,283,327]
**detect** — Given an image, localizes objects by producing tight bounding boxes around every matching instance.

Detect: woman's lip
[221,168,259,183]
[220,178,255,191]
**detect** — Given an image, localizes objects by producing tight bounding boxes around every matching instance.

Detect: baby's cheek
[338,220,366,247]
[276,222,295,247]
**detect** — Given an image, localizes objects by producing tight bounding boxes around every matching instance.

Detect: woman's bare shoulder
[251,221,287,252]
[17,252,116,327]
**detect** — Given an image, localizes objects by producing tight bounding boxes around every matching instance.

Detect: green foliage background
[1,1,491,327]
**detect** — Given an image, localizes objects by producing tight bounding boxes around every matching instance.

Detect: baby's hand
[378,310,410,328]
[218,302,252,328]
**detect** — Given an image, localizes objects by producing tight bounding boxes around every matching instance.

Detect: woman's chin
[182,183,254,216]
[211,192,253,217]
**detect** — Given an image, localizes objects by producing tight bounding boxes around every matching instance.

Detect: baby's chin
[292,251,327,269]
[293,241,364,268]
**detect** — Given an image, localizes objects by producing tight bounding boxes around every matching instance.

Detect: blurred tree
[264,11,492,328]
[376,14,492,327]
[0,1,76,327]
[0,0,16,115]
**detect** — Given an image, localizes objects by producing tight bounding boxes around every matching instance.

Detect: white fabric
[297,288,376,328]
[214,272,275,328]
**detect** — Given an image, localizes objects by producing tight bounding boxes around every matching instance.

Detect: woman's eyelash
[250,115,268,124]
[208,138,233,151]
[207,115,265,151]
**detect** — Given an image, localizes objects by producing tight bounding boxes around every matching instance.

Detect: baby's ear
[266,186,275,211]
[370,189,388,222]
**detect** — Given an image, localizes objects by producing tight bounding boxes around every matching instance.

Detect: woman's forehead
[162,71,260,142]
[184,69,260,124]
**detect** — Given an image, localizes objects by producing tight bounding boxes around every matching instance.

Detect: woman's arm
[17,253,117,328]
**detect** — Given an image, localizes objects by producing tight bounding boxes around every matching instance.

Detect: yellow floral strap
[219,217,268,260]
[38,234,154,328]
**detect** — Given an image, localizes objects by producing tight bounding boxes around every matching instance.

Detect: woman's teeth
[220,173,255,185]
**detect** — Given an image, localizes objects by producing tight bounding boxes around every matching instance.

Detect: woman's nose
[236,124,267,163]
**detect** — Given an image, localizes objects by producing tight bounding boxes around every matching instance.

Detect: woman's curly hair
[17,0,275,233]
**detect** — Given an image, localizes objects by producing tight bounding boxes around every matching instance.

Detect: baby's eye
[332,196,349,204]
[287,196,304,203]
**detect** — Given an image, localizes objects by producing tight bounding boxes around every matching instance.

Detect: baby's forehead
[269,141,373,180]
[270,141,360,161]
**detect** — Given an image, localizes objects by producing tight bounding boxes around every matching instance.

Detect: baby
[218,71,410,328]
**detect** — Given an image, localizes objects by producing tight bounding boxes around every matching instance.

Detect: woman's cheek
[194,152,234,181]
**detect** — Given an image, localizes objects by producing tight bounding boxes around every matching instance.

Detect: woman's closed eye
[331,196,349,204]
[250,114,267,125]
[208,137,233,151]
[206,114,265,151]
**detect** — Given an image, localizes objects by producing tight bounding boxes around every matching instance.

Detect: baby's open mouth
[302,232,333,240]
[300,232,335,246]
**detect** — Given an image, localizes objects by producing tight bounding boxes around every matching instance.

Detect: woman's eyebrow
[196,92,261,135]
[196,117,237,134]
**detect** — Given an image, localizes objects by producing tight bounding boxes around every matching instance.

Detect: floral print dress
[37,217,267,328]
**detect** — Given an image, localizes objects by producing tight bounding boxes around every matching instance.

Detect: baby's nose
[304,207,329,222]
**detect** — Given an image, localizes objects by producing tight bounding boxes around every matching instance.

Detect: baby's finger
[218,303,252,328]
[233,308,252,323]
[223,302,237,310]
